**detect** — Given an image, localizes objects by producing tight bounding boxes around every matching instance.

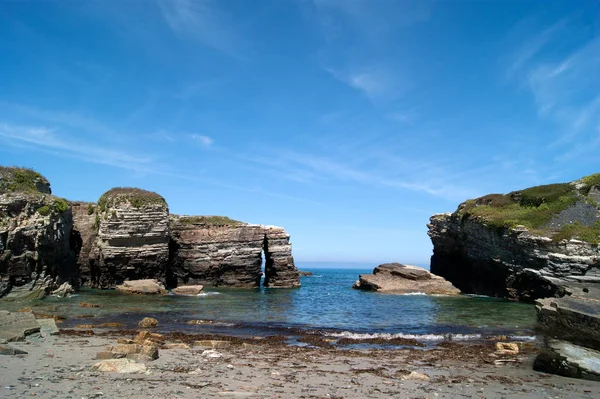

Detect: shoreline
[2,328,600,398]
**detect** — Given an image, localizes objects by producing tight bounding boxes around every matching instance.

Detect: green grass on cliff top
[98,187,166,210]
[173,215,245,226]
[456,173,600,243]
[0,166,49,194]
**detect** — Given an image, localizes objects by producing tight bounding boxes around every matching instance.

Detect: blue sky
[1,1,599,265]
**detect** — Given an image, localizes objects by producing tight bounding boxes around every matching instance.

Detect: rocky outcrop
[352,263,460,295]
[428,175,600,301]
[91,188,170,289]
[168,216,300,288]
[428,213,600,301]
[0,167,79,299]
[534,285,600,380]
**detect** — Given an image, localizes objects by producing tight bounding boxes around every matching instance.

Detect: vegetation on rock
[0,166,49,194]
[174,215,245,226]
[36,198,70,216]
[456,173,600,243]
[98,187,166,210]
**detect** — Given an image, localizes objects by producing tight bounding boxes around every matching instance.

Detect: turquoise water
[6,264,538,341]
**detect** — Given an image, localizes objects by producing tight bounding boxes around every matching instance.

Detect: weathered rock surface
[298,270,313,276]
[0,167,79,298]
[93,358,148,373]
[116,279,167,295]
[352,263,460,295]
[169,216,299,288]
[534,339,600,381]
[171,284,203,295]
[0,310,40,342]
[91,188,170,288]
[428,213,599,301]
[138,317,159,328]
[536,286,600,351]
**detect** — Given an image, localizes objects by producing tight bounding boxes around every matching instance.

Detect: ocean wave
[322,331,482,341]
[197,292,221,296]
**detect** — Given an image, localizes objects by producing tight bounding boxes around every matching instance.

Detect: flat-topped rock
[534,339,600,381]
[353,263,461,295]
[116,279,167,295]
[171,285,203,296]
[0,310,40,342]
[536,286,600,351]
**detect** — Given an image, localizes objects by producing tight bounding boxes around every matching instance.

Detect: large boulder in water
[353,263,460,295]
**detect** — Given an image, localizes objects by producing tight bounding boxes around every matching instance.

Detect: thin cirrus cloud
[324,67,403,101]
[190,134,214,147]
[0,123,155,172]
[157,0,245,58]
[508,18,600,159]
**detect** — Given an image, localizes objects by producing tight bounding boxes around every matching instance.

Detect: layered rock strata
[0,167,79,299]
[428,213,599,301]
[534,285,600,380]
[169,216,299,288]
[91,188,170,288]
[428,175,600,301]
[353,263,460,295]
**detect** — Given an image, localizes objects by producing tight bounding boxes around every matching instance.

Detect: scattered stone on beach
[171,285,204,295]
[399,371,430,381]
[194,340,231,349]
[534,339,600,381]
[97,342,159,362]
[0,310,40,342]
[202,349,223,358]
[116,279,168,295]
[133,330,164,345]
[138,317,159,328]
[242,343,261,350]
[93,358,148,373]
[495,342,519,355]
[79,302,100,308]
[37,318,60,337]
[164,342,190,349]
[51,282,74,297]
[352,263,461,295]
[0,344,28,355]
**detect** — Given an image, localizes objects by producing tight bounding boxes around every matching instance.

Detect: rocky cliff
[0,167,79,299]
[90,188,170,289]
[169,216,300,288]
[428,174,600,301]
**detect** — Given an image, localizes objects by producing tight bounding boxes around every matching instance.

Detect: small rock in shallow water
[138,317,158,328]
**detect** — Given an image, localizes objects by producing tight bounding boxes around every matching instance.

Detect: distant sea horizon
[295,260,431,270]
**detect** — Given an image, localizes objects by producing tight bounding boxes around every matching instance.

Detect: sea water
[6,263,538,343]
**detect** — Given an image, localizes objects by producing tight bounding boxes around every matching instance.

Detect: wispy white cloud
[0,123,154,172]
[508,18,600,160]
[507,18,569,77]
[190,134,214,147]
[157,0,245,58]
[325,66,405,100]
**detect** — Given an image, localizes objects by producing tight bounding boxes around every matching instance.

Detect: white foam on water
[322,331,483,341]
[400,292,427,296]
[197,292,221,296]
[508,335,537,341]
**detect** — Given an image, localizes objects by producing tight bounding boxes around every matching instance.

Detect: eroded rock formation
[91,188,170,289]
[169,216,300,288]
[0,167,79,299]
[0,166,300,295]
[353,263,460,295]
[428,175,600,301]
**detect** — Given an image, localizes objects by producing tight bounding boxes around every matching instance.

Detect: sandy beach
[2,329,600,399]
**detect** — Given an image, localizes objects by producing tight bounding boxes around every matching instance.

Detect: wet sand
[2,329,600,398]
